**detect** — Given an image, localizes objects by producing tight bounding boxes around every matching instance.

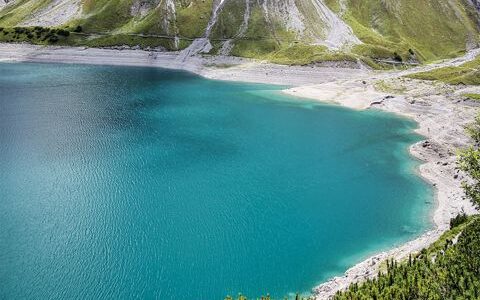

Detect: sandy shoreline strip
[1,43,478,299]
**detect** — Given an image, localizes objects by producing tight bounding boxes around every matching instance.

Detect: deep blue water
[0,62,433,299]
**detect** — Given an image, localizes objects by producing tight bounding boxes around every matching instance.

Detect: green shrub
[57,29,70,37]
[393,52,403,62]
[450,212,468,229]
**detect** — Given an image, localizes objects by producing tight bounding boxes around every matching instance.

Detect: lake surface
[0,62,432,299]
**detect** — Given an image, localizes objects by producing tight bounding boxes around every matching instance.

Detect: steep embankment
[0,0,479,64]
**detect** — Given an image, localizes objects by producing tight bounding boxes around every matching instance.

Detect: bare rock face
[473,0,480,11]
[0,0,12,8]
[130,0,160,17]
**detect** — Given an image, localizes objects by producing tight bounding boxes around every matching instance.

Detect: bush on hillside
[450,212,468,229]
[393,52,403,62]
[57,29,70,37]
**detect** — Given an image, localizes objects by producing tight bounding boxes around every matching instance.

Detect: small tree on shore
[459,115,480,209]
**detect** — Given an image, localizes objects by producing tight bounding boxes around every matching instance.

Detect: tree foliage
[459,115,480,210]
[334,217,480,299]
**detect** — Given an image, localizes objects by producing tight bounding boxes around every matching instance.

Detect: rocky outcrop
[471,0,480,11]
[130,0,161,18]
[0,0,11,8]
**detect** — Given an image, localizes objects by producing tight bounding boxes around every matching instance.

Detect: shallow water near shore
[0,62,433,299]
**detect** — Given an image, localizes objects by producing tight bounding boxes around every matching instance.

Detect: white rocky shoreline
[0,43,479,299]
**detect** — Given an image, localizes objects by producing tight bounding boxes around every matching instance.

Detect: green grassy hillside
[0,0,479,65]
[342,0,480,61]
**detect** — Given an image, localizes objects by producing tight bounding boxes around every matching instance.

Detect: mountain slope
[0,0,479,65]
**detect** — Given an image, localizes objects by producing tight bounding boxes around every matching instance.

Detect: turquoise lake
[0,62,433,299]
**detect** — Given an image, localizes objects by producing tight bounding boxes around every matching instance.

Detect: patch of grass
[203,62,236,69]
[81,33,172,49]
[229,3,303,60]
[344,0,479,62]
[352,43,415,63]
[463,93,480,101]
[210,0,246,39]
[323,0,341,13]
[407,55,480,85]
[68,0,134,33]
[176,0,213,38]
[233,40,359,66]
[0,0,51,27]
[266,43,328,65]
[230,5,280,58]
[374,79,407,94]
[231,38,278,59]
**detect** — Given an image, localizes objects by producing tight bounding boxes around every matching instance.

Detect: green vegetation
[407,56,480,85]
[343,0,479,62]
[266,44,358,65]
[332,115,480,299]
[0,26,72,44]
[0,0,51,27]
[210,0,246,39]
[374,80,407,94]
[176,0,213,38]
[450,212,469,229]
[229,5,281,58]
[0,24,180,49]
[81,33,173,49]
[459,116,480,206]
[0,0,478,67]
[464,93,480,101]
[334,215,480,299]
[71,0,135,33]
[233,0,480,65]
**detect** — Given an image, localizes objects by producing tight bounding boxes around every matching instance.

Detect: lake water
[0,62,432,299]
